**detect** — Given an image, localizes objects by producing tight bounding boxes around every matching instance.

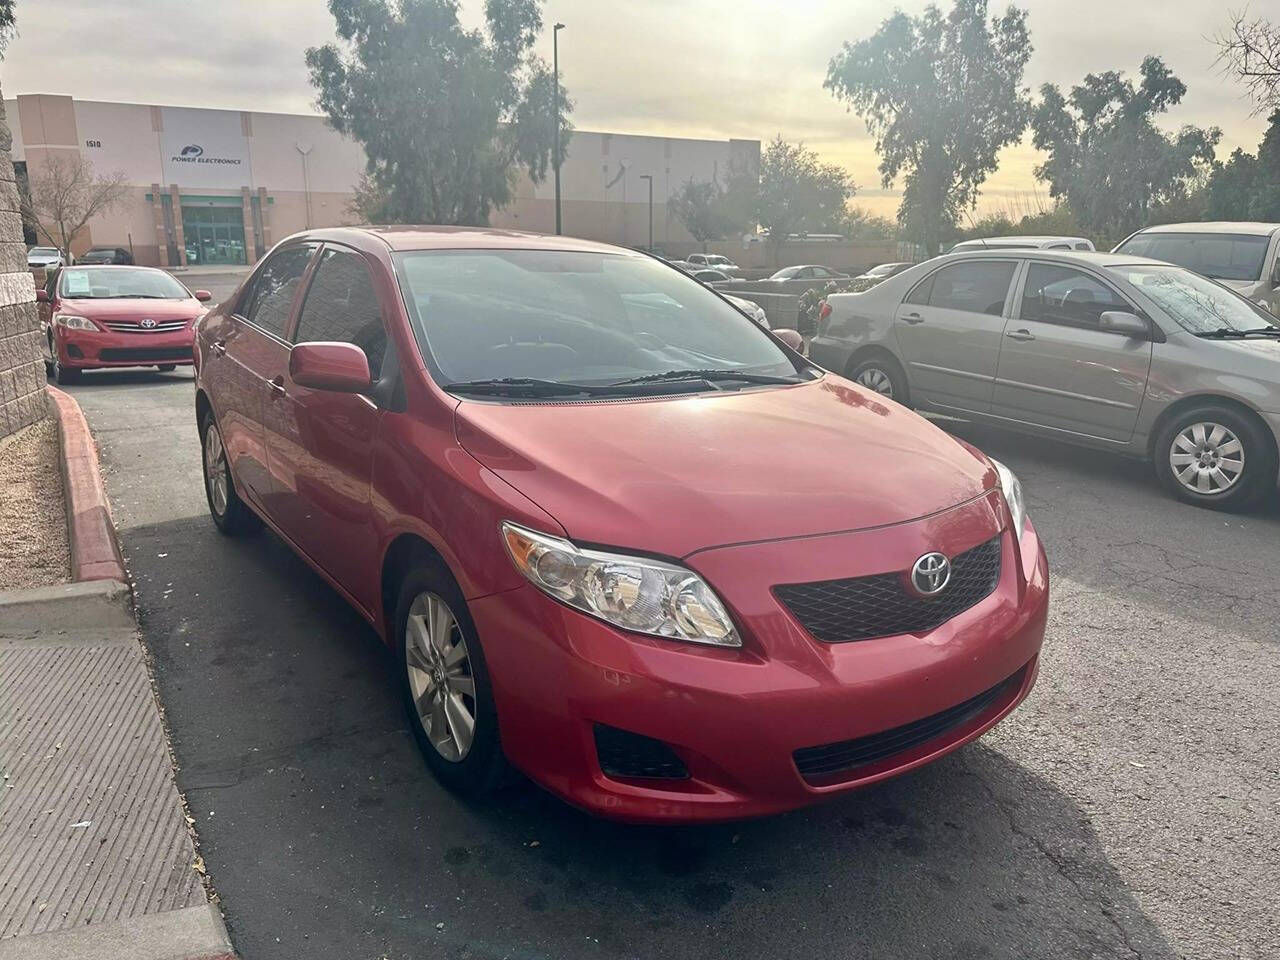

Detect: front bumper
[471,492,1049,823]
[55,324,195,369]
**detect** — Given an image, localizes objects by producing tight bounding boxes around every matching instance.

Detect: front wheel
[1154,406,1277,510]
[200,412,261,534]
[53,361,81,384]
[157,364,177,373]
[395,560,505,797]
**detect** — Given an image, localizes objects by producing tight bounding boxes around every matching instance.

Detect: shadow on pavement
[121,510,1174,960]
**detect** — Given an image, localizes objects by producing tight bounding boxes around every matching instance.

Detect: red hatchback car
[193,227,1048,823]
[37,265,212,383]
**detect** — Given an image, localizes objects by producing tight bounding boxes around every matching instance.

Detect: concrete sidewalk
[0,620,233,959]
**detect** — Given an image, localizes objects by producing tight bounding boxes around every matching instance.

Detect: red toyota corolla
[193,227,1048,823]
[36,264,211,383]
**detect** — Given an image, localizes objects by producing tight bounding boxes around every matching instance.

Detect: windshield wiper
[446,377,619,398]
[1196,327,1280,339]
[613,368,802,386]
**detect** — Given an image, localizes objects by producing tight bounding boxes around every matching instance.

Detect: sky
[1,0,1269,220]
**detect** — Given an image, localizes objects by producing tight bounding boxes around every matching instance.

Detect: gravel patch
[0,415,70,591]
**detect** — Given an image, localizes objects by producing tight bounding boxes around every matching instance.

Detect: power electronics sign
[160,107,249,188]
[170,143,243,167]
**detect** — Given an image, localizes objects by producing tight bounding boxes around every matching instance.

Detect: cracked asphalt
[64,362,1277,960]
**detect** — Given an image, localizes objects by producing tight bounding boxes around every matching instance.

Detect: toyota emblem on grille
[910,552,951,596]
[140,318,157,328]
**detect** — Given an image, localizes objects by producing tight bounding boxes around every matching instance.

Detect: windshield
[30,247,58,256]
[394,249,799,392]
[1113,232,1271,282]
[58,267,191,300]
[1107,264,1279,334]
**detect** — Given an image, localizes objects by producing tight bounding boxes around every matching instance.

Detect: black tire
[199,411,262,535]
[53,362,81,384]
[157,364,177,373]
[848,353,909,405]
[1153,404,1277,511]
[394,559,506,797]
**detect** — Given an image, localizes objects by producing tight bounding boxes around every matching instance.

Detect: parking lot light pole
[553,22,565,236]
[639,174,653,252]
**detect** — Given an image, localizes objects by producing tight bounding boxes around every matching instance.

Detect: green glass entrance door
[181,205,247,266]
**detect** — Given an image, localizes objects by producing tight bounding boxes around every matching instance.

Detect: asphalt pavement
[64,366,1279,960]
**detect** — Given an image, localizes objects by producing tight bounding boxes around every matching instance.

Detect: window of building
[294,248,387,378]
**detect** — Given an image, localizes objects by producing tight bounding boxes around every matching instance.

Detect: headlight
[501,522,740,647]
[990,458,1026,540]
[54,313,97,331]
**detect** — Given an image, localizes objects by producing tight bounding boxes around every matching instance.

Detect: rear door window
[926,262,1017,316]
[241,244,318,338]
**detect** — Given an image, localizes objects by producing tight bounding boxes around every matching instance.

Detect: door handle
[267,377,286,399]
[1005,329,1036,342]
[902,312,925,324]
[211,339,227,357]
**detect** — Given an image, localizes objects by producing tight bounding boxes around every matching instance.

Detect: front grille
[593,724,689,780]
[793,666,1026,784]
[775,536,1002,644]
[101,319,190,333]
[97,346,193,363]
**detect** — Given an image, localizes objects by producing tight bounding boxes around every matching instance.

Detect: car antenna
[961,208,988,250]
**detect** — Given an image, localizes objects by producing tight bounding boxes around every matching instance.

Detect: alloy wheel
[855,366,894,398]
[203,423,229,517]
[404,592,477,762]
[1170,421,1244,495]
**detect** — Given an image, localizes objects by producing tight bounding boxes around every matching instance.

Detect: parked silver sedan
[810,250,1280,510]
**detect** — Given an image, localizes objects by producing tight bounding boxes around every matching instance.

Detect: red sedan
[37,264,211,383]
[193,227,1048,823]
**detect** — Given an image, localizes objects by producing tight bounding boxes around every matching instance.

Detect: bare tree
[1215,10,1280,112]
[21,154,130,259]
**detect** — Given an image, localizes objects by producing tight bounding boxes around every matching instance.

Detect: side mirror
[289,341,372,394]
[1098,311,1149,339]
[774,328,806,353]
[194,289,213,302]
[35,289,49,303]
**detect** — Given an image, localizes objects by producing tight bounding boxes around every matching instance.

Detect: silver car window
[1114,233,1270,282]
[1107,265,1279,334]
[1020,264,1132,331]
[926,262,1016,316]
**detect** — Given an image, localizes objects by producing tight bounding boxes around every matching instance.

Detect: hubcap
[405,592,476,762]
[203,424,229,516]
[855,367,893,398]
[1170,422,1244,495]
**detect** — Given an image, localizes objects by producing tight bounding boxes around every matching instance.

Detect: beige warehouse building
[9,93,760,267]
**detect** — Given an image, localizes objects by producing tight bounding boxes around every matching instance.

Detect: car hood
[60,298,202,320]
[454,377,995,558]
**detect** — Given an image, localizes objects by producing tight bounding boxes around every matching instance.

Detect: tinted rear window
[1114,232,1271,282]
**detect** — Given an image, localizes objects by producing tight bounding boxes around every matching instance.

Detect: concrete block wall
[0,90,45,439]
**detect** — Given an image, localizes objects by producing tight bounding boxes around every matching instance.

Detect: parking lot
[60,353,1278,960]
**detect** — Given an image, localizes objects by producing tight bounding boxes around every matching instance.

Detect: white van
[1112,222,1280,314]
[948,235,1095,253]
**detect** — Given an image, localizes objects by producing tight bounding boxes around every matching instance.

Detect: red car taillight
[817,301,832,336]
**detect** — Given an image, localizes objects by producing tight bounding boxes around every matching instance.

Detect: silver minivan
[809,250,1280,510]
[1113,222,1280,314]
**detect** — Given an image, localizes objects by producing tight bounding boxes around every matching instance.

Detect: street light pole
[639,174,653,252]
[553,22,565,236]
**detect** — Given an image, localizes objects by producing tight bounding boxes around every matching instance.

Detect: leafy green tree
[1205,110,1280,221]
[667,178,734,249]
[306,0,571,225]
[755,137,856,261]
[1030,57,1219,244]
[826,0,1032,256]
[840,206,897,240]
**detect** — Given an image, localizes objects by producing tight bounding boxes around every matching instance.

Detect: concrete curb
[0,579,133,632]
[0,903,235,960]
[46,386,130,585]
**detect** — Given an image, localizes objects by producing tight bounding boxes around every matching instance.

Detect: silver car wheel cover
[1170,422,1245,495]
[203,423,229,516]
[855,366,894,398]
[405,592,476,762]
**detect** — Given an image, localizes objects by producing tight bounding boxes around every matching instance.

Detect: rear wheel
[394,560,505,797]
[1154,405,1276,510]
[849,354,908,404]
[200,411,261,534]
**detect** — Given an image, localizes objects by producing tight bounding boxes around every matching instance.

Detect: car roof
[953,235,1089,246]
[1126,221,1280,237]
[287,225,632,256]
[938,249,1167,269]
